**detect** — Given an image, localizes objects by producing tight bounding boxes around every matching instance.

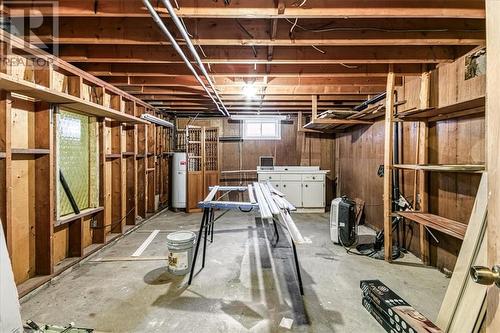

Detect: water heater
[172,152,187,209]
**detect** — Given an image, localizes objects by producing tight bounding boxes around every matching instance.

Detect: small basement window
[242,118,281,140]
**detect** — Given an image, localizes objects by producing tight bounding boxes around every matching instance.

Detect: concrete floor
[21,210,449,332]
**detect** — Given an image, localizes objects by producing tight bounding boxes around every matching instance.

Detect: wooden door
[203,127,220,197]
[186,126,203,213]
[486,1,500,330]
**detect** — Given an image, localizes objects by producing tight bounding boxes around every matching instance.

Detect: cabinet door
[269,181,281,191]
[302,182,325,208]
[281,182,303,208]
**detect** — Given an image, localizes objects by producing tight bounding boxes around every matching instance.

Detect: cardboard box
[360,280,442,333]
[362,296,394,333]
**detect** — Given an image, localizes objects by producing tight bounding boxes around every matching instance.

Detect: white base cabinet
[257,166,328,212]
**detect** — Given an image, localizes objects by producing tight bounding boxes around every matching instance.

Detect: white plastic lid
[167,231,196,242]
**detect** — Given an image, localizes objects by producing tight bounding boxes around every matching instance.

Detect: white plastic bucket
[166,231,196,275]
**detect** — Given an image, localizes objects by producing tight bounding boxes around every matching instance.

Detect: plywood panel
[11,97,34,149]
[337,53,485,271]
[82,216,93,248]
[10,158,35,284]
[53,227,68,265]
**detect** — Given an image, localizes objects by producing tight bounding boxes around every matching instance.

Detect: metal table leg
[271,218,280,246]
[291,240,304,296]
[202,208,211,268]
[188,208,208,285]
[209,209,215,243]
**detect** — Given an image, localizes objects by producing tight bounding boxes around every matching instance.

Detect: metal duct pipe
[142,0,228,117]
[353,92,387,111]
[160,0,229,117]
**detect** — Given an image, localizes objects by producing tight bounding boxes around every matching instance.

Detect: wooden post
[93,120,107,244]
[0,90,11,253]
[486,1,500,331]
[418,68,430,265]
[297,111,303,130]
[312,95,318,120]
[34,101,54,275]
[383,65,396,262]
[110,95,123,233]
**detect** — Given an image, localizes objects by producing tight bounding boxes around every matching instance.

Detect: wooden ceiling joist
[5,0,486,114]
[25,17,485,47]
[77,63,428,77]
[57,45,470,64]
[102,76,397,87]
[5,0,485,19]
[123,85,384,95]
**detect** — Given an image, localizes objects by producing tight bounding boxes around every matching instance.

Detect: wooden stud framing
[0,31,169,295]
[0,90,12,254]
[93,120,107,244]
[417,68,430,264]
[34,101,54,275]
[383,65,396,262]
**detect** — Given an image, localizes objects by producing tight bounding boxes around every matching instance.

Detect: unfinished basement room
[0,1,499,332]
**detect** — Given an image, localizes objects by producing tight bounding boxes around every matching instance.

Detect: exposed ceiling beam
[149,101,359,107]
[102,76,400,87]
[77,63,427,77]
[137,94,369,102]
[58,45,468,64]
[21,17,485,46]
[5,0,485,19]
[123,85,384,95]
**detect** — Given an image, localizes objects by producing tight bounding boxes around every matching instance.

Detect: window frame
[242,117,282,140]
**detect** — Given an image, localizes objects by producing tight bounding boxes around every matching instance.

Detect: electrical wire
[339,63,359,69]
[311,45,326,54]
[179,17,193,38]
[289,18,299,36]
[198,45,208,57]
[284,18,483,34]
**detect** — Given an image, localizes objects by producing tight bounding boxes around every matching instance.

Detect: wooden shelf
[146,168,155,172]
[0,73,147,125]
[303,118,374,131]
[393,164,485,173]
[397,212,467,240]
[55,207,104,227]
[11,148,50,155]
[122,152,135,157]
[0,152,5,159]
[397,96,485,122]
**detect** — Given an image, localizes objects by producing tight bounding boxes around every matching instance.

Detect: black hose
[353,93,387,111]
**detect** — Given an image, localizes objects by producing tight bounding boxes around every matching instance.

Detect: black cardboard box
[360,280,443,333]
[362,296,394,333]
